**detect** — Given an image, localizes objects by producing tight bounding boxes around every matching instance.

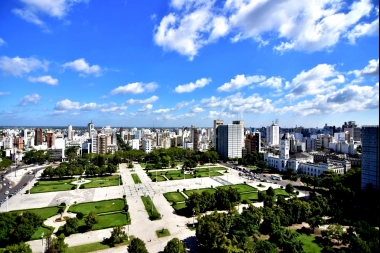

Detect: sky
[0,0,379,128]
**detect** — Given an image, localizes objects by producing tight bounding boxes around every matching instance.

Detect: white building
[142,139,153,153]
[128,139,140,150]
[266,123,280,147]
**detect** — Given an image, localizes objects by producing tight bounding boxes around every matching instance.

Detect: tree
[285,183,295,196]
[63,217,79,235]
[253,240,277,253]
[164,238,186,253]
[108,226,127,246]
[53,233,68,253]
[266,187,275,197]
[3,242,32,253]
[128,237,149,253]
[84,212,99,230]
[325,223,344,244]
[307,216,324,233]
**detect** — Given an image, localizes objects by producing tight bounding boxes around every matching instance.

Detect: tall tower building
[191,126,199,152]
[46,131,55,148]
[266,123,280,146]
[361,125,379,191]
[67,125,73,140]
[233,120,245,148]
[213,119,224,148]
[34,128,43,146]
[88,121,94,137]
[216,124,242,159]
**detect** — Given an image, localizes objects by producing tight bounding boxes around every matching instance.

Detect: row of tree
[184,187,240,216]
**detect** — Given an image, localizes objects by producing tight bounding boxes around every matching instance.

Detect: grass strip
[131,174,142,184]
[66,236,134,253]
[141,196,161,219]
[156,229,170,238]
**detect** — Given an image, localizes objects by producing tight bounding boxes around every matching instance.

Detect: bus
[271,175,282,181]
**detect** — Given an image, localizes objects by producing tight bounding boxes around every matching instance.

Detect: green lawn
[184,188,216,197]
[84,175,119,181]
[82,179,119,189]
[274,188,294,197]
[93,213,130,229]
[30,184,74,193]
[68,199,125,215]
[164,192,187,203]
[196,167,226,172]
[131,174,142,184]
[11,206,62,220]
[141,196,161,219]
[156,229,170,238]
[66,236,134,253]
[298,233,323,253]
[219,183,258,193]
[31,225,54,240]
[240,192,258,202]
[173,202,186,211]
[151,175,168,182]
[37,179,75,185]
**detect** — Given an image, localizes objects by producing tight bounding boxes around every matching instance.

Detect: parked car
[5,191,9,195]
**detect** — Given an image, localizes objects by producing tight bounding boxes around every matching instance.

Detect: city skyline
[0,0,379,128]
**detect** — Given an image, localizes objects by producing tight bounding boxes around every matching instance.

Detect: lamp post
[193,208,195,227]
[208,159,210,178]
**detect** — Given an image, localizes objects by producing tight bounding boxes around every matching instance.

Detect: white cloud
[49,110,66,116]
[111,82,158,95]
[0,56,48,76]
[217,74,265,92]
[100,106,127,113]
[349,59,379,77]
[153,108,171,114]
[154,0,378,57]
[28,75,58,85]
[174,77,211,93]
[346,18,379,43]
[19,94,41,106]
[54,99,103,111]
[13,0,89,29]
[136,104,153,114]
[259,76,283,89]
[171,99,195,110]
[278,83,379,116]
[0,92,10,96]
[284,64,345,100]
[62,58,102,77]
[153,1,229,60]
[0,38,5,46]
[126,95,159,105]
[156,112,196,121]
[191,106,204,113]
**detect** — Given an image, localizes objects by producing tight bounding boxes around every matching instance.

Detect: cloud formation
[19,93,41,106]
[62,58,102,77]
[28,75,58,85]
[154,0,379,59]
[217,74,265,92]
[174,78,211,93]
[0,56,48,76]
[126,95,159,105]
[111,82,158,95]
[54,99,104,111]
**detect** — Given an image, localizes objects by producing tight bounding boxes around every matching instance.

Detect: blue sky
[0,0,379,128]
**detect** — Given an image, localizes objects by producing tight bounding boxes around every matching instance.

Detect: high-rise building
[13,137,23,150]
[213,119,224,148]
[46,131,55,148]
[216,124,242,159]
[88,121,94,137]
[67,125,73,140]
[361,125,379,191]
[34,128,43,146]
[245,132,261,153]
[233,120,245,148]
[191,126,199,152]
[266,123,279,146]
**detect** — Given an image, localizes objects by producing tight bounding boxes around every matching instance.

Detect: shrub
[280,186,284,189]
[76,212,84,219]
[34,182,39,186]
[149,212,161,220]
[242,199,248,204]
[71,185,76,190]
[79,185,84,189]
[123,194,126,199]
[296,191,299,195]
[183,188,186,192]
[244,181,246,184]
[177,189,179,192]
[124,204,129,212]
[152,178,157,182]
[25,190,29,194]
[211,185,213,188]
[148,173,152,177]
[170,177,173,180]
[60,202,67,206]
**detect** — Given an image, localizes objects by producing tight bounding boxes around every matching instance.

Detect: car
[8,186,12,189]
[3,183,6,186]
[5,191,9,195]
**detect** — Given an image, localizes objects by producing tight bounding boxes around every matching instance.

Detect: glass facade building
[361,125,379,190]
